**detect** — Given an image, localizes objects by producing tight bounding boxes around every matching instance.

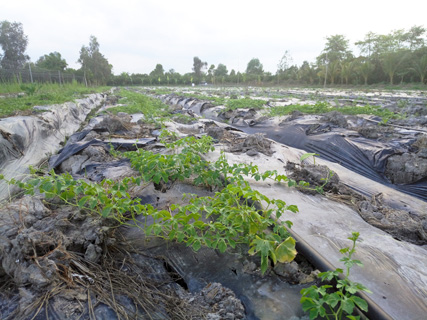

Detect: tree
[381,51,409,85]
[276,50,293,82]
[192,56,207,83]
[318,35,352,64]
[356,59,375,85]
[355,32,378,59]
[299,61,317,85]
[215,63,228,77]
[327,60,341,85]
[208,64,215,84]
[78,35,112,85]
[410,54,427,84]
[405,25,426,51]
[340,60,356,85]
[150,64,164,77]
[36,52,67,71]
[0,21,29,75]
[246,58,263,75]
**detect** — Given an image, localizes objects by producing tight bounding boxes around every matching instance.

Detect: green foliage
[123,135,221,188]
[225,98,266,111]
[246,58,264,75]
[107,89,171,123]
[36,51,67,71]
[300,232,371,320]
[179,92,226,106]
[268,101,399,120]
[78,35,112,85]
[193,56,207,83]
[162,179,297,274]
[300,153,319,165]
[3,134,301,274]
[1,168,145,224]
[0,20,29,71]
[215,63,228,77]
[0,82,108,118]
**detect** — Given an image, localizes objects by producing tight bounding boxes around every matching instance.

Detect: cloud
[2,0,426,75]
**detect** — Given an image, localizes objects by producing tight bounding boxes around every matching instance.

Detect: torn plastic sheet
[204,146,427,320]
[241,122,427,201]
[48,130,156,170]
[0,93,106,201]
[120,182,309,320]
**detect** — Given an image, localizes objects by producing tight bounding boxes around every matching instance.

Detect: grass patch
[225,98,266,110]
[152,88,174,95]
[0,82,109,118]
[108,89,171,123]
[268,101,400,119]
[180,92,226,106]
[172,113,197,124]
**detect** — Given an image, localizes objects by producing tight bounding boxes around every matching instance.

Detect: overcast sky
[2,0,426,75]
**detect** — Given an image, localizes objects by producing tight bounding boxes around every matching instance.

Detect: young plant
[300,153,319,165]
[2,135,301,275]
[300,232,371,320]
[298,153,334,194]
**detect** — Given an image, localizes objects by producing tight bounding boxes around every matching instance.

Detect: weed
[269,101,399,120]
[225,98,266,111]
[300,232,371,320]
[0,82,108,118]
[108,89,171,124]
[2,135,300,275]
[300,153,319,165]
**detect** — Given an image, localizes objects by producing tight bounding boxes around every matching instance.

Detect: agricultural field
[0,85,426,319]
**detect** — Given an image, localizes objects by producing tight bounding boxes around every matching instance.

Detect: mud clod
[231,133,274,156]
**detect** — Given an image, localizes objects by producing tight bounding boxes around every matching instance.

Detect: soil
[0,109,313,319]
[285,161,427,245]
[2,88,426,319]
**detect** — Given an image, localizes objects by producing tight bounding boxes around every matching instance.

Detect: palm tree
[410,54,427,84]
[328,60,341,85]
[341,60,355,85]
[357,60,375,85]
[381,51,408,85]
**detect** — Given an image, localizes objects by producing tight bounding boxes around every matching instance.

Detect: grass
[0,82,109,118]
[225,98,266,110]
[108,89,171,123]
[180,92,227,106]
[268,101,400,119]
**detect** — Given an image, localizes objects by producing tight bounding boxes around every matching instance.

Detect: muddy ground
[1,87,426,319]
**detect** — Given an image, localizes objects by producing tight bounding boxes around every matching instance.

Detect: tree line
[1,20,426,86]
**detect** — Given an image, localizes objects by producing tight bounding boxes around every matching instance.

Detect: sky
[2,0,426,75]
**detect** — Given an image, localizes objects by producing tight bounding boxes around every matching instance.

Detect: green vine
[1,134,301,274]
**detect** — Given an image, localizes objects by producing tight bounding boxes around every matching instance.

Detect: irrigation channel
[0,86,426,319]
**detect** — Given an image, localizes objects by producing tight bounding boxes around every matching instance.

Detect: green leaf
[249,236,273,257]
[218,239,227,253]
[324,292,340,308]
[341,297,355,315]
[300,153,318,163]
[78,196,91,208]
[101,205,113,218]
[192,239,202,251]
[286,205,299,213]
[350,296,368,312]
[275,237,297,263]
[89,198,98,209]
[260,254,269,274]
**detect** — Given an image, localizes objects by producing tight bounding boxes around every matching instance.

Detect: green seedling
[300,232,371,320]
[2,134,302,275]
[300,153,319,165]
